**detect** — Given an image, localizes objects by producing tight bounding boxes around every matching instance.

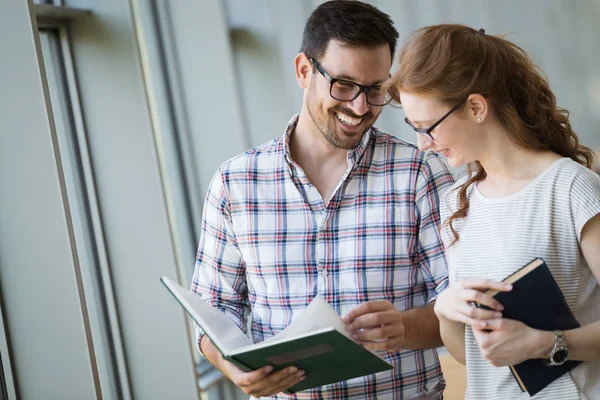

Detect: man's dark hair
[300,0,399,61]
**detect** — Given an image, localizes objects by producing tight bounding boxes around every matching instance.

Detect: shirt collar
[281,114,373,167]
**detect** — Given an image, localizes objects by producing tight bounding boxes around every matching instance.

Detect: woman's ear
[467,94,488,123]
[295,53,312,89]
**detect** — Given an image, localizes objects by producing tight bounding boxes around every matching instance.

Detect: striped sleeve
[414,152,455,300]
[190,167,250,352]
[569,168,600,241]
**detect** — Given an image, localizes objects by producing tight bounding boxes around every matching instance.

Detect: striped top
[191,115,455,399]
[441,158,600,399]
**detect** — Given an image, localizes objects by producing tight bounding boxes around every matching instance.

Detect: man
[191,1,454,398]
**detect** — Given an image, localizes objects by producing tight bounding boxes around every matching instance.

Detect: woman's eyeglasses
[404,100,466,141]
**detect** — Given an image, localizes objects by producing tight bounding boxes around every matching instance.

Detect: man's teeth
[336,112,361,127]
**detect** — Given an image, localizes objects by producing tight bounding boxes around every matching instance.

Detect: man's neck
[290,112,349,170]
[288,112,356,204]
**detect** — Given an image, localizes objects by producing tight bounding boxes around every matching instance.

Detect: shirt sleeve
[190,167,250,354]
[414,152,455,302]
[569,167,600,242]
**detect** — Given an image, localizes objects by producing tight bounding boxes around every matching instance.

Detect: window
[38,25,130,400]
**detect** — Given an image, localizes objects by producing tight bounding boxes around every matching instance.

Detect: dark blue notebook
[481,258,581,397]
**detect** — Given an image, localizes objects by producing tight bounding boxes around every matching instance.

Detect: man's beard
[307,100,377,150]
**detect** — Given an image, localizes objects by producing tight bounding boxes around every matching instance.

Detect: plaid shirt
[191,115,454,399]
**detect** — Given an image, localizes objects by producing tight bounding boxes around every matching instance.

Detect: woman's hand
[434,278,512,330]
[472,318,554,366]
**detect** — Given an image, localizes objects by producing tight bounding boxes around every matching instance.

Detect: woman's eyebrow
[407,117,435,125]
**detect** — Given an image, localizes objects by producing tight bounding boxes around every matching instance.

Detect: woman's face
[400,91,480,168]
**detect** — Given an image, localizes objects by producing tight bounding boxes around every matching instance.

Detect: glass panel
[39,29,124,400]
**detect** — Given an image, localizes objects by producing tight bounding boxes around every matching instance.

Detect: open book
[478,258,581,396]
[161,277,392,394]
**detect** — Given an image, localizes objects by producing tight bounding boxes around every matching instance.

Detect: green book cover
[161,277,393,394]
[226,328,392,393]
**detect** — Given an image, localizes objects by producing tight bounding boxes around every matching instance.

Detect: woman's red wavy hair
[389,24,594,245]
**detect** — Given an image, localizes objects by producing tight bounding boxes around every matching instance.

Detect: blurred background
[1,1,599,399]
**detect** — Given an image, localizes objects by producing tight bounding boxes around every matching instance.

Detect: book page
[262,295,352,346]
[161,277,252,354]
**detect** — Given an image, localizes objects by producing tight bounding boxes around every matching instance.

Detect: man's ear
[467,94,488,123]
[295,53,312,89]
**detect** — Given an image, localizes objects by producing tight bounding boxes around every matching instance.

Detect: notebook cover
[489,259,581,396]
[226,329,392,394]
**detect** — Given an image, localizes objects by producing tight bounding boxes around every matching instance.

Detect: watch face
[552,349,568,364]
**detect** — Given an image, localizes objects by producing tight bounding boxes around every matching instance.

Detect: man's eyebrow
[334,74,388,86]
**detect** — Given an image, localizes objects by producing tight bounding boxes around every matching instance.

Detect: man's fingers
[353,325,398,342]
[254,369,306,397]
[249,367,305,397]
[345,310,397,331]
[342,300,393,323]
[235,365,273,386]
[360,335,403,352]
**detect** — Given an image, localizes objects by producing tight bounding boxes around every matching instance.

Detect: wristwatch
[545,330,569,366]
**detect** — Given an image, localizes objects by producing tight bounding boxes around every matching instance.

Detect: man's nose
[347,91,369,116]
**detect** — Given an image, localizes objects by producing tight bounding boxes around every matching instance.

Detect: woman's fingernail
[288,367,297,374]
[505,284,513,290]
[264,366,273,373]
[494,313,502,318]
[297,370,305,377]
[480,321,487,328]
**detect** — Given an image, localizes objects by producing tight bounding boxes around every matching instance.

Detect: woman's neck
[475,129,562,197]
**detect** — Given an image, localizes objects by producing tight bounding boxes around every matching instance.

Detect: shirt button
[321,269,328,276]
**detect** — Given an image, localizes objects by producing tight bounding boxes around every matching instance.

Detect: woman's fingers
[459,278,512,293]
[458,302,502,321]
[460,289,504,311]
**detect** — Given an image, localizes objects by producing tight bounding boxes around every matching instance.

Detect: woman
[389,24,600,399]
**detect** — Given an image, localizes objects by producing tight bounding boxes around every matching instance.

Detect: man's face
[305,40,392,149]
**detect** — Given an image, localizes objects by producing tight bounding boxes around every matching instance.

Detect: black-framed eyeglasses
[404,100,466,141]
[309,57,391,107]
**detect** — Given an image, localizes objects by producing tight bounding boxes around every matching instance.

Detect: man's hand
[342,301,405,352]
[472,318,554,367]
[201,336,306,397]
[221,361,306,397]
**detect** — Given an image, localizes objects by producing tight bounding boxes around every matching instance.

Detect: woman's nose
[416,133,434,152]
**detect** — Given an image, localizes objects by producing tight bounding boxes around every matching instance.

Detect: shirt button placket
[317,219,328,290]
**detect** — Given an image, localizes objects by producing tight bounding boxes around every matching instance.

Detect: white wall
[0,1,200,399]
[1,2,598,399]
[0,2,99,398]
[221,0,600,156]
